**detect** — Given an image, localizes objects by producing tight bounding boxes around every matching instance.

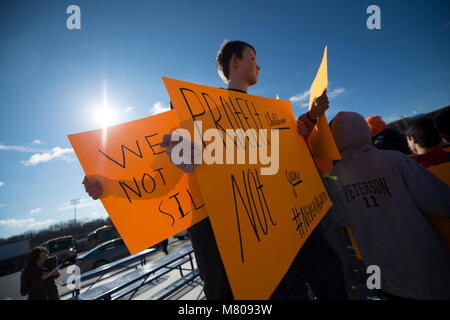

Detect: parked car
[40,236,77,265]
[75,238,130,273]
[87,225,120,250]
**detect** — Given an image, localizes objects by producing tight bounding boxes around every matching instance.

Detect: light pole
[71,199,80,239]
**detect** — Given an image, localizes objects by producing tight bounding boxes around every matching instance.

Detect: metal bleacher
[59,244,202,300]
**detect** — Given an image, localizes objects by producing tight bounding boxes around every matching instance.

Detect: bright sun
[92,106,117,128]
[91,80,119,128]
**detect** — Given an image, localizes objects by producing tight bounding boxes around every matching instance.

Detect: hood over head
[331,112,373,158]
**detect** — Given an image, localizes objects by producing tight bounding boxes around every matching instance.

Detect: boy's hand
[82,176,103,200]
[309,89,329,119]
[297,118,310,138]
[161,134,196,174]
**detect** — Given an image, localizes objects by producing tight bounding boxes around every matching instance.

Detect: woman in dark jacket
[20,247,60,300]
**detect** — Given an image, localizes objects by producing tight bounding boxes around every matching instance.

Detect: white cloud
[84,211,108,220]
[29,207,43,215]
[0,143,45,153]
[149,101,170,115]
[289,87,345,108]
[125,107,133,112]
[0,204,6,208]
[328,88,345,98]
[289,89,310,107]
[0,181,4,187]
[21,147,74,166]
[0,218,53,228]
[32,139,42,145]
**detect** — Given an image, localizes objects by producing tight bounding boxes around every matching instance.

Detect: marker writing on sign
[178,88,291,151]
[231,168,276,263]
[292,192,328,240]
[158,188,205,227]
[98,133,165,169]
[285,170,303,198]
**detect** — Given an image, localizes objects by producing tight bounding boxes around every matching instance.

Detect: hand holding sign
[160,133,197,174]
[309,89,329,120]
[307,46,341,160]
[82,176,103,200]
[68,110,208,254]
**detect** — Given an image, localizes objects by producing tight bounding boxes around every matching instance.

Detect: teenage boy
[84,40,346,299]
[405,117,448,168]
[162,40,347,300]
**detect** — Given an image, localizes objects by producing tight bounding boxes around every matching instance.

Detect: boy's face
[233,46,260,86]
[406,136,418,153]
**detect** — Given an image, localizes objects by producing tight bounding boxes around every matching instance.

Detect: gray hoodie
[327,111,450,299]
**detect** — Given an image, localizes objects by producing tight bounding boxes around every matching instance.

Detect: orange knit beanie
[366,115,387,137]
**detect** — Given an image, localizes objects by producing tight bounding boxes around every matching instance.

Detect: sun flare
[92,106,117,128]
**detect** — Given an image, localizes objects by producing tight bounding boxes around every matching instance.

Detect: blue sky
[0,0,449,238]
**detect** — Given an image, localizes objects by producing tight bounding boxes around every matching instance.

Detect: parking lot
[0,237,204,300]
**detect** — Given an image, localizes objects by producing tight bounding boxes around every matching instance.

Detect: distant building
[0,240,30,276]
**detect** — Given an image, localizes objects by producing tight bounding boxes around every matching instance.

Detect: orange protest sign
[308,46,341,160]
[346,228,363,260]
[67,111,208,255]
[427,161,450,250]
[428,161,450,185]
[163,77,332,299]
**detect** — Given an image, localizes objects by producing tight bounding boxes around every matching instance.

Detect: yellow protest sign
[67,110,208,255]
[308,46,341,160]
[163,77,332,299]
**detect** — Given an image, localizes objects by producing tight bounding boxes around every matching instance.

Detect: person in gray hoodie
[326,111,450,300]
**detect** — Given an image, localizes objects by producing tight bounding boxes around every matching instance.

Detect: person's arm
[47,270,60,280]
[297,113,317,139]
[160,134,197,174]
[82,176,103,200]
[296,89,329,139]
[322,176,350,228]
[399,155,450,216]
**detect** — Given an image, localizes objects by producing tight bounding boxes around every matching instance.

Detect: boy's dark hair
[404,117,442,148]
[434,107,450,136]
[216,40,255,82]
